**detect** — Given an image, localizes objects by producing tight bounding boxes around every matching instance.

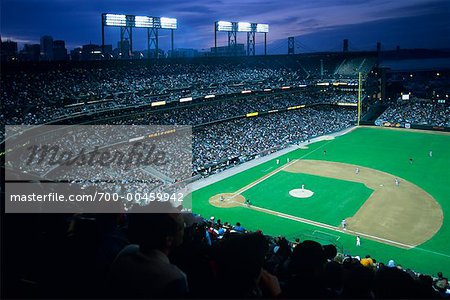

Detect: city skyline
[1,0,450,54]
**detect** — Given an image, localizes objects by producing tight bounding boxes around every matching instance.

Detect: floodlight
[151,101,166,107]
[135,16,153,28]
[256,23,269,33]
[105,14,126,26]
[217,21,233,31]
[237,22,252,32]
[161,17,177,29]
[179,97,193,102]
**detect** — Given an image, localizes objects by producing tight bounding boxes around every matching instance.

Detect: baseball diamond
[192,126,450,276]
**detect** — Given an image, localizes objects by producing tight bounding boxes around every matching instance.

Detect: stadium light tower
[214,21,268,56]
[101,13,177,59]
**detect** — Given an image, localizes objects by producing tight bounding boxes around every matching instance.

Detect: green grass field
[242,172,373,226]
[191,127,450,276]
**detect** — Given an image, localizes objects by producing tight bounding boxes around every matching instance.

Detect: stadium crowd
[1,63,310,124]
[377,100,450,127]
[88,91,356,126]
[6,102,356,179]
[1,55,373,126]
[4,209,449,299]
[191,106,355,173]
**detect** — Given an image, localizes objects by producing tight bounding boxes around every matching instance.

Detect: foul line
[412,246,450,259]
[228,139,335,201]
[232,200,414,249]
[262,166,274,172]
[228,159,299,199]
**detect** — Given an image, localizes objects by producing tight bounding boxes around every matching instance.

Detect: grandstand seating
[3,53,450,299]
[376,100,450,127]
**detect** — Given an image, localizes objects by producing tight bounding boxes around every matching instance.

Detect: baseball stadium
[2,2,450,299]
[191,126,450,276]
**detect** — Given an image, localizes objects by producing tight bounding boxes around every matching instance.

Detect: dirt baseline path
[284,160,443,247]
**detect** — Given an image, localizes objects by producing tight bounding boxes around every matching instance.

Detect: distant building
[102,44,113,59]
[142,49,165,59]
[168,48,199,58]
[53,40,68,61]
[1,39,18,62]
[81,44,102,61]
[117,39,131,59]
[70,47,82,61]
[210,44,246,57]
[132,51,145,59]
[19,44,41,62]
[40,35,54,61]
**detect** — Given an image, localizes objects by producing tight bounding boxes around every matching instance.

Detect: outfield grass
[191,127,450,276]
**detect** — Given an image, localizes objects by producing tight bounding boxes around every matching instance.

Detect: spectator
[106,206,188,298]
[212,232,280,298]
[233,222,246,233]
[282,240,333,298]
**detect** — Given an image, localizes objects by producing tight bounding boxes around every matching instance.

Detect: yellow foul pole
[357,72,362,126]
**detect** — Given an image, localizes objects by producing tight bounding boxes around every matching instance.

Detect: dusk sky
[1,0,449,54]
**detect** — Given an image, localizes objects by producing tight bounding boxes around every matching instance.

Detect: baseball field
[191,126,450,276]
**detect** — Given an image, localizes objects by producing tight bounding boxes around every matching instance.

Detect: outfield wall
[361,120,450,132]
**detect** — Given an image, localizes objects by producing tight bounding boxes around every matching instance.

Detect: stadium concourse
[2,54,450,299]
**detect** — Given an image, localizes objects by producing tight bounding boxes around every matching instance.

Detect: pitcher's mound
[289,188,314,198]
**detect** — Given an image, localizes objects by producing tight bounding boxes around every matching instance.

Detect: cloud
[1,0,448,52]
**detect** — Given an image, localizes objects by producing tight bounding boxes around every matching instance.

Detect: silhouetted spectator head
[374,266,420,298]
[341,262,374,298]
[288,240,326,274]
[323,244,337,261]
[213,233,269,297]
[127,204,184,254]
[274,237,291,258]
[419,274,433,287]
